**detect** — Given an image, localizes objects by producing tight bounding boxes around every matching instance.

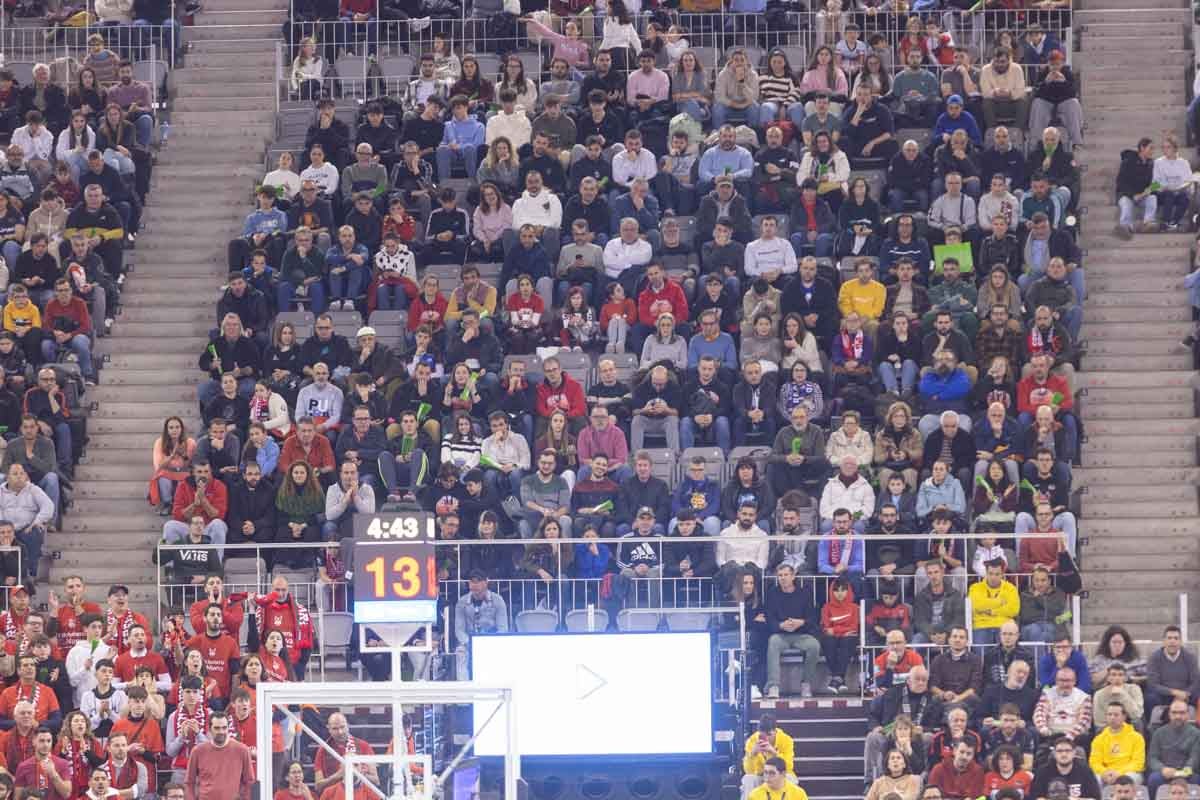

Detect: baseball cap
[637,506,655,518]
[463,469,484,485]
[467,569,488,581]
[947,94,963,105]
[879,579,900,597]
[356,326,376,338]
[107,584,129,596]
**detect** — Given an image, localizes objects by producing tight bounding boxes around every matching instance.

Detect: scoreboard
[352,511,439,624]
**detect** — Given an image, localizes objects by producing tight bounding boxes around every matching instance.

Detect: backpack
[669,112,704,150]
[704,124,758,150]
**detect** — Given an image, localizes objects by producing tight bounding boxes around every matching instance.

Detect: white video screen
[471,632,713,757]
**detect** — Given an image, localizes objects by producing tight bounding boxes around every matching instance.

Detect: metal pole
[1072,594,1081,645]
[505,687,519,800]
[965,596,973,646]
[1182,594,1190,643]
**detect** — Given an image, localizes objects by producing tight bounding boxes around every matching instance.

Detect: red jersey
[104,609,151,654]
[0,726,34,773]
[188,595,247,641]
[258,650,290,682]
[54,601,102,652]
[253,594,314,665]
[315,738,374,782]
[0,680,60,722]
[110,714,164,793]
[13,754,72,800]
[113,649,170,686]
[184,632,241,698]
[0,607,28,642]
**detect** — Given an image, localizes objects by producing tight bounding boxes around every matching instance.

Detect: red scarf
[170,702,208,769]
[840,330,863,360]
[104,756,139,791]
[2,608,27,642]
[60,737,99,795]
[105,609,138,653]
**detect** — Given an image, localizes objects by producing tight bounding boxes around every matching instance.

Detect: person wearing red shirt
[112,625,171,693]
[12,725,72,800]
[1015,352,1077,461]
[163,461,229,546]
[927,739,986,799]
[5,611,60,661]
[873,630,925,690]
[0,700,38,773]
[277,418,336,479]
[104,585,151,655]
[636,264,690,328]
[111,687,164,796]
[276,759,317,799]
[228,687,283,780]
[188,574,247,641]
[258,630,295,682]
[314,712,377,797]
[183,711,254,800]
[254,576,315,679]
[47,574,102,653]
[180,604,241,701]
[0,584,31,645]
[534,358,586,436]
[41,278,95,383]
[0,655,61,728]
[407,276,448,333]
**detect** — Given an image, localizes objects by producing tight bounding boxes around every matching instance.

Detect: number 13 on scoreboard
[353,511,439,624]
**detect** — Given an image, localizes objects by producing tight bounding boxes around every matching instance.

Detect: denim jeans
[712,102,761,129]
[1158,189,1190,225]
[877,359,918,394]
[789,232,834,259]
[680,415,731,451]
[886,188,930,214]
[1118,194,1157,227]
[42,335,95,380]
[375,283,409,310]
[327,264,368,303]
[277,280,328,314]
[435,144,480,180]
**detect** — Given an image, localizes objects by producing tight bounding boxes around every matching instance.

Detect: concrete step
[1084,532,1200,556]
[85,432,174,451]
[186,22,283,39]
[1074,49,1191,67]
[184,37,282,52]
[195,8,288,24]
[46,565,157,598]
[1083,483,1198,504]
[81,447,175,466]
[1081,322,1193,341]
[1085,433,1198,452]
[173,81,276,99]
[1080,305,1192,323]
[162,125,274,142]
[94,400,196,419]
[1075,466,1200,487]
[1079,20,1186,36]
[173,96,279,112]
[87,417,193,436]
[1085,234,1199,252]
[1081,448,1198,468]
[1079,417,1200,436]
[74,480,153,499]
[53,532,161,552]
[1082,354,1193,371]
[1077,370,1197,388]
[124,250,227,266]
[1084,569,1200,590]
[1078,385,1194,404]
[89,383,199,403]
[1081,34,1187,50]
[1084,516,1200,537]
[98,352,206,370]
[118,306,216,324]
[1079,499,1200,519]
[182,51,278,69]
[1074,6,1190,21]
[1079,401,1193,420]
[169,110,275,127]
[100,321,212,339]
[1081,81,1187,100]
[1083,338,1188,356]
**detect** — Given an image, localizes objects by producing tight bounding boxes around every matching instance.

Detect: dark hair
[1096,625,1140,661]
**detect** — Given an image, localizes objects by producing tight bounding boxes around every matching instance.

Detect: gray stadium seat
[334,54,371,98]
[326,310,364,335]
[515,609,559,632]
[616,609,660,631]
[564,608,609,632]
[275,311,315,337]
[550,350,591,389]
[603,352,639,384]
[637,449,677,484]
[679,447,725,482]
[666,612,711,632]
[368,310,409,348]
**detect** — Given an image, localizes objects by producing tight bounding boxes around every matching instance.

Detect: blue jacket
[687,332,739,371]
[933,110,983,147]
[818,534,865,574]
[242,208,288,237]
[573,542,613,578]
[441,117,485,148]
[915,476,966,518]
[325,243,370,271]
[918,368,970,413]
[609,191,660,235]
[974,417,1021,457]
[1036,647,1092,693]
[671,477,722,520]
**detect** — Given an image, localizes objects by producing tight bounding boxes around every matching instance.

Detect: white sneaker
[750,685,762,700]
[800,683,812,698]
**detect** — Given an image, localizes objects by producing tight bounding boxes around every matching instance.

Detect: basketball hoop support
[256,681,518,800]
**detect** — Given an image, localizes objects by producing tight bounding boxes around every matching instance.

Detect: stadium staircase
[752,698,865,800]
[1072,0,1200,643]
[51,2,284,622]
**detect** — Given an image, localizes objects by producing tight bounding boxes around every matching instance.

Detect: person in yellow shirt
[836,258,885,337]
[1089,702,1146,785]
[742,715,796,799]
[2,284,42,358]
[748,757,808,800]
[966,559,1020,646]
[443,264,498,335]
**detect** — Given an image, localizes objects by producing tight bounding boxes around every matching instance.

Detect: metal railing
[156,531,1066,681]
[0,21,179,74]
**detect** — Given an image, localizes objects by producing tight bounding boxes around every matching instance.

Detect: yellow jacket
[967,578,1020,630]
[2,300,40,334]
[444,284,498,323]
[743,730,796,777]
[749,784,808,800]
[837,279,886,321]
[1088,722,1145,776]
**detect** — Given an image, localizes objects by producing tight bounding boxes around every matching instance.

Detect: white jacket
[1154,155,1193,193]
[54,126,96,164]
[261,391,292,438]
[611,148,657,189]
[716,523,769,568]
[818,474,875,520]
[12,125,52,162]
[602,237,653,278]
[512,189,562,230]
[485,111,532,150]
[65,638,116,707]
[798,150,850,191]
[375,245,418,281]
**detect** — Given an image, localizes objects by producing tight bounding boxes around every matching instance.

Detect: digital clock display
[353,512,439,624]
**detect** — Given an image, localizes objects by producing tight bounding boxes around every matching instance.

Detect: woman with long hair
[440,410,482,473]
[798,130,849,212]
[971,458,1019,531]
[758,49,804,129]
[519,516,574,609]
[778,360,824,423]
[671,49,711,122]
[68,66,106,128]
[236,653,266,702]
[873,400,922,490]
[597,0,641,74]
[275,759,316,799]
[533,409,578,490]
[983,745,1033,798]
[853,52,891,98]
[800,45,848,114]
[290,36,324,99]
[719,569,768,690]
[170,647,220,706]
[865,747,921,800]
[1090,625,1147,686]
[449,54,494,118]
[57,709,106,797]
[249,381,291,441]
[523,15,591,70]
[258,628,297,683]
[475,136,520,202]
[504,274,547,355]
[471,181,512,261]
[149,416,196,515]
[55,110,97,180]
[442,362,487,421]
[600,281,637,354]
[274,461,324,568]
[640,312,687,371]
[431,33,461,82]
[838,175,881,233]
[497,55,537,112]
[874,313,921,397]
[264,321,304,405]
[555,286,600,350]
[95,102,137,176]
